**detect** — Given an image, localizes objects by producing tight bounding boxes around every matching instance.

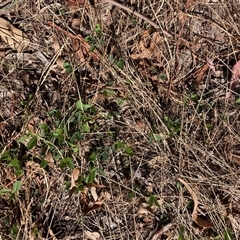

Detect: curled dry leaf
[84,230,100,240]
[46,21,99,62]
[131,30,163,65]
[0,17,30,51]
[178,178,214,229]
[83,199,105,216]
[230,60,240,90]
[195,63,209,85]
[65,0,85,10]
[226,60,240,98]
[195,58,216,85]
[151,223,172,240]
[68,168,80,197]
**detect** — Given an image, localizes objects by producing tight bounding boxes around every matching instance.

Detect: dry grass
[0,0,240,239]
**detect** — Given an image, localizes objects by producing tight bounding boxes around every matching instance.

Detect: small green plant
[115,140,134,157]
[95,23,102,34]
[178,226,186,240]
[224,229,234,240]
[115,58,124,70]
[0,180,22,200]
[164,116,181,137]
[85,23,104,52]
[63,62,73,74]
[148,194,160,207]
[10,224,18,239]
[149,133,162,143]
[1,151,24,177]
[235,97,240,103]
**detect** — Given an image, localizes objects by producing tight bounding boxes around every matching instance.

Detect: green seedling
[63,62,73,74]
[164,116,181,137]
[148,194,160,207]
[115,58,124,70]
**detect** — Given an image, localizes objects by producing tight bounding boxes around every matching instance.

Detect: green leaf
[152,133,162,142]
[148,194,160,207]
[27,136,38,150]
[59,157,74,170]
[95,23,102,33]
[116,58,124,70]
[17,134,29,143]
[81,123,90,133]
[83,104,92,110]
[125,146,134,157]
[63,62,73,74]
[224,229,234,240]
[159,73,167,80]
[40,159,48,168]
[1,151,10,160]
[10,224,18,239]
[85,168,96,184]
[115,140,125,150]
[117,98,123,106]
[76,100,83,111]
[13,181,22,193]
[0,188,12,196]
[236,97,240,103]
[9,158,20,169]
[85,35,93,43]
[89,151,97,162]
[49,109,61,118]
[89,44,96,52]
[102,89,115,97]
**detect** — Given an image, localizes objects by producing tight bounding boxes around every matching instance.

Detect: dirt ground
[0,0,240,239]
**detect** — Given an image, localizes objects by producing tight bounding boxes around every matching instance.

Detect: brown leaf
[65,0,85,10]
[84,231,100,240]
[151,223,172,240]
[131,30,163,65]
[0,17,30,51]
[178,178,214,229]
[46,21,99,62]
[85,183,106,188]
[83,199,105,215]
[226,60,240,98]
[68,168,80,197]
[230,60,240,90]
[69,168,80,188]
[195,63,209,85]
[72,168,80,182]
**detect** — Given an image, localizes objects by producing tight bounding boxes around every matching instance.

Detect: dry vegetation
[0,0,240,239]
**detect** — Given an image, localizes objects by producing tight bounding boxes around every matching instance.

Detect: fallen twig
[107,0,172,38]
[45,21,99,62]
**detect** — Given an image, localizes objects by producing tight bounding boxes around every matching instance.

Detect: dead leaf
[195,63,209,85]
[45,152,54,168]
[46,21,99,62]
[206,58,216,75]
[84,230,100,240]
[83,199,105,215]
[230,60,240,90]
[68,168,80,197]
[72,168,80,182]
[178,178,214,229]
[90,187,98,201]
[52,36,64,68]
[65,0,85,10]
[151,223,172,240]
[85,183,106,188]
[131,30,163,65]
[0,17,30,51]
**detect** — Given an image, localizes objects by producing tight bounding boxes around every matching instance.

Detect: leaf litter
[0,1,240,239]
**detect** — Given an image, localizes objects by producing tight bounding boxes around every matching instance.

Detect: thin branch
[107,0,172,38]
